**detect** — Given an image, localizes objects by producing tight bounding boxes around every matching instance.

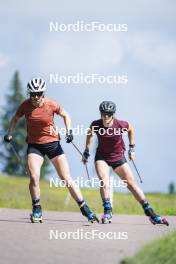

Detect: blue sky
[0,0,176,192]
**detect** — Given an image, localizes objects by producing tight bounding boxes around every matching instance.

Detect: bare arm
[4,114,21,142]
[7,114,21,135]
[128,123,135,160]
[128,123,135,146]
[59,109,72,134]
[85,127,94,151]
[82,127,94,163]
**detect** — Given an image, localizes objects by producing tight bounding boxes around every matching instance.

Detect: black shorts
[27,141,64,159]
[95,154,127,170]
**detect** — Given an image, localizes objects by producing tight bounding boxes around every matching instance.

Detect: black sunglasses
[30,92,43,97]
[101,112,113,117]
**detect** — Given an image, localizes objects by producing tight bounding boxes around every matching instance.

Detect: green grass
[121,231,176,264]
[0,175,176,215]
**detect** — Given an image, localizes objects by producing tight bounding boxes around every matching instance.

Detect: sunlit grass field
[121,231,176,264]
[0,175,175,215]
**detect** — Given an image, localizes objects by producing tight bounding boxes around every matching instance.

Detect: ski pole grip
[4,134,13,143]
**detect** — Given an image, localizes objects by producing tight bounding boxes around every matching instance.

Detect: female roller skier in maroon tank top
[82,101,169,225]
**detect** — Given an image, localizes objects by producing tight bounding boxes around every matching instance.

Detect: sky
[0,0,176,192]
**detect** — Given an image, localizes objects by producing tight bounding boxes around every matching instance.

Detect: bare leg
[51,154,83,202]
[114,162,146,202]
[27,153,44,200]
[95,160,110,201]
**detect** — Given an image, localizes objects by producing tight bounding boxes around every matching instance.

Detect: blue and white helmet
[27,78,46,93]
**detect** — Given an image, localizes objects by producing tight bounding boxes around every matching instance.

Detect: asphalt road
[0,209,175,264]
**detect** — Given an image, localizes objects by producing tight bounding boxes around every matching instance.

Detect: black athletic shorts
[27,141,64,159]
[95,154,127,170]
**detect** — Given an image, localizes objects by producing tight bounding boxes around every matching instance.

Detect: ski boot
[143,203,169,226]
[30,205,43,223]
[101,200,112,224]
[80,202,99,223]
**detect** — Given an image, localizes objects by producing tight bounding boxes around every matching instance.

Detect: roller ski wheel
[101,213,112,224]
[30,205,43,223]
[149,216,169,226]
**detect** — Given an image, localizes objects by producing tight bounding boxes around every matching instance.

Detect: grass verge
[0,175,175,215]
[121,231,176,264]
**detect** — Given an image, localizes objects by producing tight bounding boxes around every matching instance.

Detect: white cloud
[129,32,176,71]
[37,29,176,75]
[37,32,124,73]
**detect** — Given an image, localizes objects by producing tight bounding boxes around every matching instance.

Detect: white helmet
[27,78,46,93]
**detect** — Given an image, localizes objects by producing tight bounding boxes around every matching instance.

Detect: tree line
[0,71,50,178]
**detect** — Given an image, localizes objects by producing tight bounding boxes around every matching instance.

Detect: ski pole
[131,159,143,183]
[70,141,91,182]
[9,142,29,176]
[85,164,90,182]
[71,141,82,156]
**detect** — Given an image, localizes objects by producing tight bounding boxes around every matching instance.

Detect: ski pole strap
[82,149,90,161]
[66,129,73,143]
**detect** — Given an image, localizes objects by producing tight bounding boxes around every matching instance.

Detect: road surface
[0,209,175,264]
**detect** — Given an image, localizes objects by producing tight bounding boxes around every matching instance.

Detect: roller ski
[149,216,169,226]
[101,200,112,224]
[143,203,169,226]
[80,202,99,223]
[101,212,112,224]
[30,205,43,223]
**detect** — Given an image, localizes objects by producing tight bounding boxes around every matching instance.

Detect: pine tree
[0,71,51,178]
[168,182,175,194]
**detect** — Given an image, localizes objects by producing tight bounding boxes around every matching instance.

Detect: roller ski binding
[30,205,43,223]
[80,202,99,223]
[143,203,169,226]
[101,200,112,224]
